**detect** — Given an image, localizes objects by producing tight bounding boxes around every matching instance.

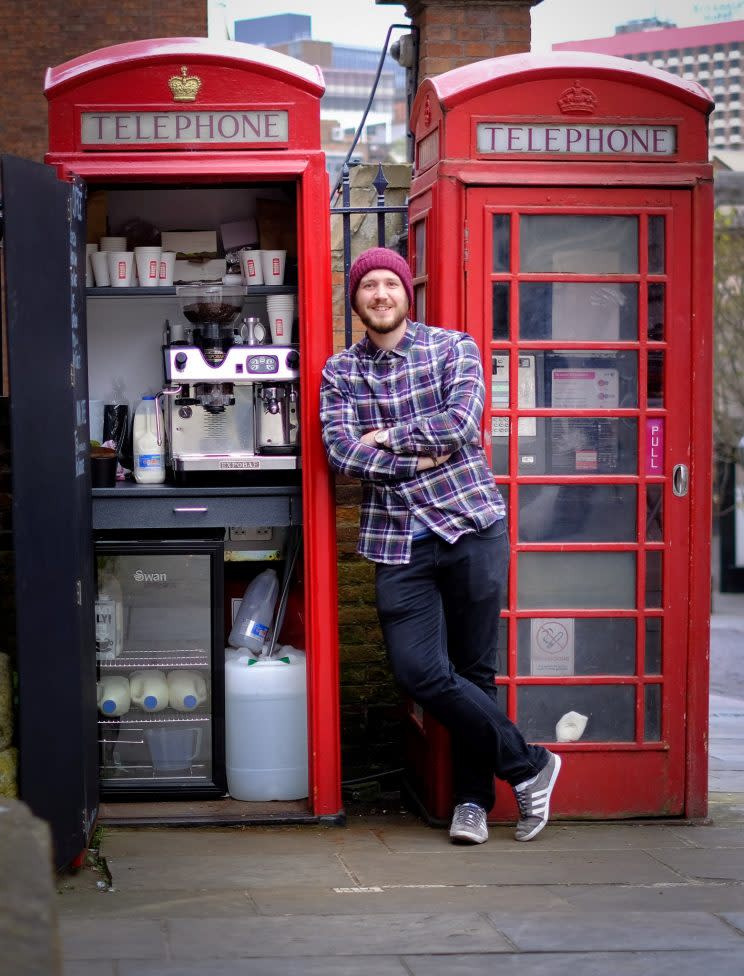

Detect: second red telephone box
[405,52,714,822]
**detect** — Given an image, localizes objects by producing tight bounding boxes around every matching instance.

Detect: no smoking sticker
[530,618,575,676]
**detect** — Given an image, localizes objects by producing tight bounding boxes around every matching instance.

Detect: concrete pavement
[57,595,744,976]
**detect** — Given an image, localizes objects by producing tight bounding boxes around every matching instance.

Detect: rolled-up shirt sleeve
[386,335,484,456]
[320,366,419,482]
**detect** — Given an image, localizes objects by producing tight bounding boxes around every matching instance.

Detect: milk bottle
[97,675,131,717]
[129,669,169,712]
[167,670,208,712]
[132,396,165,484]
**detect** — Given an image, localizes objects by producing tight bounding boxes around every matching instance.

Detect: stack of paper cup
[134,246,162,287]
[107,251,135,287]
[159,252,176,286]
[261,250,286,286]
[99,236,128,252]
[265,294,295,343]
[240,249,264,285]
[86,244,99,287]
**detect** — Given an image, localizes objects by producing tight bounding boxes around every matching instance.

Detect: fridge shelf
[100,766,210,781]
[98,711,210,726]
[98,651,210,669]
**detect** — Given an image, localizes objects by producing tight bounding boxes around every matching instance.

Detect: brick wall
[0,1,207,162]
[393,0,541,80]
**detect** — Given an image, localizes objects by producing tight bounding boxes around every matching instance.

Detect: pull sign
[672,464,689,497]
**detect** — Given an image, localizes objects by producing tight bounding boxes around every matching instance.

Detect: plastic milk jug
[167,670,208,712]
[132,396,165,484]
[129,669,169,712]
[97,675,131,717]
[95,569,123,660]
[228,569,279,653]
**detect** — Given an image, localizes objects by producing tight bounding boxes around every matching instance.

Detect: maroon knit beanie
[349,247,414,312]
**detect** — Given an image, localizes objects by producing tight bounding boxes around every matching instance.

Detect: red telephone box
[405,53,714,821]
[38,38,341,822]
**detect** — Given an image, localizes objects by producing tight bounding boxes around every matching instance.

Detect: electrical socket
[229,526,272,541]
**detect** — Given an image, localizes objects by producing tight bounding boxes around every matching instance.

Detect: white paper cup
[99,236,127,251]
[240,249,264,285]
[134,246,162,287]
[261,250,286,285]
[266,294,295,343]
[86,243,98,287]
[107,251,134,287]
[91,250,111,287]
[158,251,176,286]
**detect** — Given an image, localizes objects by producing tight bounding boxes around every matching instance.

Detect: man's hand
[360,430,382,447]
[416,453,451,472]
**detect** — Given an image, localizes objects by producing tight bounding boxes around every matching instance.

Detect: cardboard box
[161,231,217,257]
[173,259,226,283]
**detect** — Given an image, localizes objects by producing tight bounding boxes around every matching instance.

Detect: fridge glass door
[96,551,216,790]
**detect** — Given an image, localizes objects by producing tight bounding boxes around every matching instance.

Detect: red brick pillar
[388,0,544,80]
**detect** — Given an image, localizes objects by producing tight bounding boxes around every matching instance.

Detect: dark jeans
[375,519,548,811]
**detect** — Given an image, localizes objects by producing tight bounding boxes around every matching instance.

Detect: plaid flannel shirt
[320,320,506,564]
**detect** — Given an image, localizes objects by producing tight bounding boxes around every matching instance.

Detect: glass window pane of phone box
[518,485,636,543]
[520,215,638,274]
[519,282,638,341]
[518,552,636,609]
[517,617,636,675]
[518,684,636,742]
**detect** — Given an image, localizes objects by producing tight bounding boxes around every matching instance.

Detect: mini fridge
[95,534,226,800]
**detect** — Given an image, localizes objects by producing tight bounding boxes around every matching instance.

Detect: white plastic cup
[134,246,162,287]
[107,251,134,287]
[265,294,295,343]
[91,250,111,287]
[261,250,286,285]
[158,251,176,286]
[240,249,264,285]
[99,236,127,251]
[86,243,98,287]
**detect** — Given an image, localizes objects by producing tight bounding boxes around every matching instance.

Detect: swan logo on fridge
[133,570,168,583]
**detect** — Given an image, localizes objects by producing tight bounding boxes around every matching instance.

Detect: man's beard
[355,304,408,334]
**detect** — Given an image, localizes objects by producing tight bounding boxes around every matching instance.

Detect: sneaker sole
[515,753,562,843]
[449,830,488,844]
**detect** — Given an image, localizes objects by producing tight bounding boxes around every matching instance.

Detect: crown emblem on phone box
[557,81,598,115]
[169,66,202,102]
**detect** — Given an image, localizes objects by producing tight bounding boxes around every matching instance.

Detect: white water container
[228,569,279,653]
[132,396,165,484]
[167,670,208,712]
[97,675,131,717]
[225,648,308,800]
[129,669,169,713]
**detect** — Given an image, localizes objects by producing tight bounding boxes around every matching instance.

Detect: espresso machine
[162,285,300,476]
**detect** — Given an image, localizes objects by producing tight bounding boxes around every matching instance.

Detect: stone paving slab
[64,963,116,976]
[116,959,409,976]
[59,918,165,960]
[339,849,684,887]
[552,882,744,913]
[101,825,382,858]
[651,849,744,882]
[165,913,511,958]
[404,949,744,976]
[57,888,257,919]
[251,882,571,916]
[488,910,744,951]
[373,822,694,852]
[667,825,744,847]
[107,852,353,890]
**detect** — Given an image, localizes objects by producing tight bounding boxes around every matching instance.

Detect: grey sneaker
[513,752,562,842]
[449,802,488,844]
